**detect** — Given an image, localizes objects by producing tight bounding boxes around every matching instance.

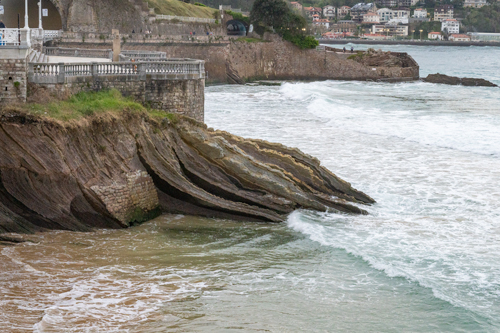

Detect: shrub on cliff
[250,0,317,49]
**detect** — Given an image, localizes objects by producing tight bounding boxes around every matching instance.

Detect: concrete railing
[31,29,62,42]
[43,47,113,59]
[119,50,167,61]
[156,15,216,24]
[28,60,205,83]
[0,28,31,48]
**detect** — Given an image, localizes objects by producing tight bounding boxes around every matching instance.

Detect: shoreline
[319,39,500,47]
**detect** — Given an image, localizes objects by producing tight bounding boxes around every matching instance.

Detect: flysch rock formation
[0,110,374,235]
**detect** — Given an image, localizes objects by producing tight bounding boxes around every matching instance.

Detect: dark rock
[423,74,498,87]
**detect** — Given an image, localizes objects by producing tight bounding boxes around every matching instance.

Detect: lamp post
[412,29,415,40]
[38,0,42,29]
[419,29,423,41]
[24,0,29,29]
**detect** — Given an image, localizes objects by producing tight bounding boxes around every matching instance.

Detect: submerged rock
[0,111,374,234]
[423,74,498,87]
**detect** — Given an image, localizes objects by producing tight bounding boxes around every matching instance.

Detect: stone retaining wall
[0,49,30,105]
[27,75,205,121]
[91,171,159,226]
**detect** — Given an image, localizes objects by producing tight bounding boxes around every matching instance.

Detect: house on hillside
[392,7,410,18]
[441,18,459,34]
[434,5,454,22]
[428,31,443,40]
[377,8,394,23]
[313,19,331,28]
[337,6,351,18]
[449,34,471,41]
[363,12,381,23]
[290,2,303,11]
[463,0,487,8]
[323,5,336,18]
[375,0,398,8]
[413,8,427,18]
[398,0,419,7]
[304,7,322,18]
[351,3,377,23]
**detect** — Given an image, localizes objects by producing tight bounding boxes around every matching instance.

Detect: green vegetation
[17,90,170,122]
[462,3,500,32]
[194,2,207,6]
[227,10,250,23]
[413,21,442,40]
[146,0,217,18]
[251,0,318,49]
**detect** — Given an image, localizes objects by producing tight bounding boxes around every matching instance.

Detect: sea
[1,45,499,332]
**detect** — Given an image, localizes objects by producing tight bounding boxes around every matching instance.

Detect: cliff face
[0,111,374,234]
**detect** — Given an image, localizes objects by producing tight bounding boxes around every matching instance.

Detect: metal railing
[28,60,205,83]
[156,14,216,24]
[43,47,113,59]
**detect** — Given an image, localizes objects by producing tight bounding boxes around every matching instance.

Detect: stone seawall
[28,75,205,122]
[59,36,419,84]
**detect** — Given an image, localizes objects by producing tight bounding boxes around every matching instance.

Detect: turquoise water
[1,46,499,332]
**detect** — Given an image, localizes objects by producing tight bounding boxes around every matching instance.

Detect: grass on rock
[146,0,217,18]
[18,89,171,122]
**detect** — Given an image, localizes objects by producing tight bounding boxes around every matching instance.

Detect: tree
[250,0,290,28]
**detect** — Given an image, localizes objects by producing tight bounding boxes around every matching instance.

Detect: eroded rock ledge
[423,74,498,87]
[0,111,374,234]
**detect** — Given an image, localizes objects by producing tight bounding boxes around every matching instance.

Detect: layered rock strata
[0,111,374,234]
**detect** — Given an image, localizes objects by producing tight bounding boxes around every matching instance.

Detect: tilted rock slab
[423,73,498,87]
[0,111,374,234]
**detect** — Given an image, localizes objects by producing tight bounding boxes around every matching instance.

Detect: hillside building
[323,5,336,18]
[441,19,459,34]
[337,6,352,18]
[434,5,454,22]
[463,0,487,7]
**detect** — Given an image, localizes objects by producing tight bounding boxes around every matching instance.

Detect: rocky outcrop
[0,111,374,234]
[423,74,498,87]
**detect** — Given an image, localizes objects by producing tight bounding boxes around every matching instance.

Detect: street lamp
[24,0,29,29]
[38,0,43,29]
[419,29,423,41]
[412,29,415,40]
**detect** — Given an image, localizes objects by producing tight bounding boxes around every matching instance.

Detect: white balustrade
[29,60,205,83]
[0,29,22,46]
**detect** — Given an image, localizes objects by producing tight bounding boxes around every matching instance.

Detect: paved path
[48,56,111,63]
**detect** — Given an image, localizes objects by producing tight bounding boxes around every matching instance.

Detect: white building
[468,32,500,42]
[463,0,487,7]
[387,17,408,24]
[377,8,393,23]
[363,12,381,23]
[441,19,459,34]
[428,32,443,40]
[449,34,471,41]
[372,24,408,36]
[323,5,336,18]
[393,7,410,18]
[313,19,330,28]
[413,8,427,18]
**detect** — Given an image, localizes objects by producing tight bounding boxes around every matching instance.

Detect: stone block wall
[28,75,205,122]
[0,58,28,105]
[146,79,204,120]
[91,171,159,226]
